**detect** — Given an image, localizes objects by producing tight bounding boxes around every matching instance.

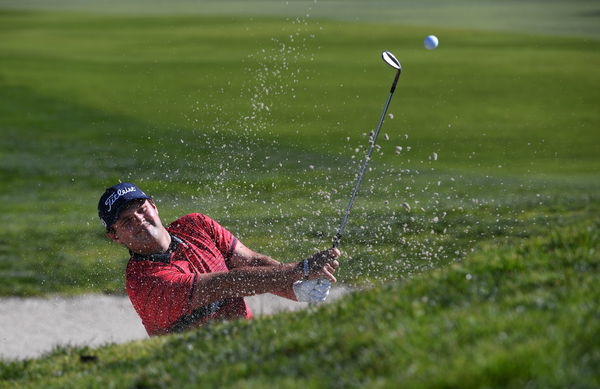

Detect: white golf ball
[424,35,439,50]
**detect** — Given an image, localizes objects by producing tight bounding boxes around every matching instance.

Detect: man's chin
[137,229,157,241]
[129,236,160,253]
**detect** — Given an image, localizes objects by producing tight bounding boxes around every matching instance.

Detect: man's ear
[106,230,119,244]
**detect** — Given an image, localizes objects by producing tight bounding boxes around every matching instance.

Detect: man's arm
[229,240,296,299]
[228,240,282,268]
[187,242,340,309]
[189,252,338,306]
[189,261,305,308]
[228,240,339,300]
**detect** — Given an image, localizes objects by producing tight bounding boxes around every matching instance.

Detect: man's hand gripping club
[293,248,340,304]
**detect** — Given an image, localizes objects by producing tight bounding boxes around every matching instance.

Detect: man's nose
[133,212,145,224]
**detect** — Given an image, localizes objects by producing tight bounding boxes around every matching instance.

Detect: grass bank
[1,217,597,387]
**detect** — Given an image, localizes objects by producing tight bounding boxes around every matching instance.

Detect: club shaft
[333,70,400,249]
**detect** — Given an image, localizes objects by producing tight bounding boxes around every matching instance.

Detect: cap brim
[106,195,152,229]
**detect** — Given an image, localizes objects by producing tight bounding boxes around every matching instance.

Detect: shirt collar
[130,233,183,263]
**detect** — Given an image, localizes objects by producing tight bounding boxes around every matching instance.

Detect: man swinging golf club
[99,49,401,336]
[99,182,340,336]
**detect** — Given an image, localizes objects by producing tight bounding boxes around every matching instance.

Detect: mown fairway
[1,7,598,295]
[0,0,599,386]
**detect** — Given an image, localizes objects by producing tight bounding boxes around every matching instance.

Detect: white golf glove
[293,279,331,304]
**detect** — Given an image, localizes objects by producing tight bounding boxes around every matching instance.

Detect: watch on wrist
[302,258,309,280]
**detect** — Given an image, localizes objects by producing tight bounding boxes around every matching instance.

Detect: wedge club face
[382,50,402,72]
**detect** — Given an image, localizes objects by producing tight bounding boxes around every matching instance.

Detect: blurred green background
[0,0,598,296]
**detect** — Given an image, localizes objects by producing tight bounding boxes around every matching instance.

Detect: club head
[382,51,402,72]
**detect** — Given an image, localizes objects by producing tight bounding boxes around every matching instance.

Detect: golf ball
[424,35,439,50]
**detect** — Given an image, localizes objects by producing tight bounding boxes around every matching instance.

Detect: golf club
[332,50,402,249]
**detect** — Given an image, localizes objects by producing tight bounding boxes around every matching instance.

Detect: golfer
[98,182,340,336]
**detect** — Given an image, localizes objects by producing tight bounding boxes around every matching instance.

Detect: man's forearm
[239,253,298,300]
[225,242,340,303]
[230,250,280,268]
[190,262,302,309]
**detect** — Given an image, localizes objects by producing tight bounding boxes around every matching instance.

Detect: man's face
[107,199,165,252]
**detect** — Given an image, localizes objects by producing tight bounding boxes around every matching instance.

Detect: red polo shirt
[126,213,252,336]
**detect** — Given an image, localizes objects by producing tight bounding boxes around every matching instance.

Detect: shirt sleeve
[126,262,196,335]
[191,213,237,261]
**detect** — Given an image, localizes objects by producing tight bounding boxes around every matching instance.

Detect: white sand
[0,287,350,361]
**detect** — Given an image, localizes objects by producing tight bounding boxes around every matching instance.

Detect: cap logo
[104,186,137,212]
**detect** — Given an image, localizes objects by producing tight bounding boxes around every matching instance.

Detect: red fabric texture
[126,213,252,335]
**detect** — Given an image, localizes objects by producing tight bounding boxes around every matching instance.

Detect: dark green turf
[1,218,597,388]
[0,10,598,295]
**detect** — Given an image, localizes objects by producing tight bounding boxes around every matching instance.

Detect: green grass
[1,217,597,388]
[0,9,598,296]
[0,1,599,386]
[1,0,599,37]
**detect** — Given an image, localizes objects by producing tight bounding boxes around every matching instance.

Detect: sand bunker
[0,287,350,361]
